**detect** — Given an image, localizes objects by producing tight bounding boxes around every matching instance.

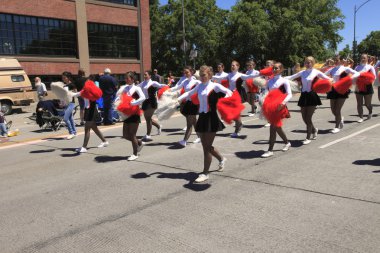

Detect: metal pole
[182,0,186,66]
[353,5,356,65]
[353,0,372,65]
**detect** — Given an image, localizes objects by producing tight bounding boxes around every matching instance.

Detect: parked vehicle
[0,58,35,115]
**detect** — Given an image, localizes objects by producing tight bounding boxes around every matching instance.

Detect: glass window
[11,75,25,82]
[0,13,77,57]
[97,0,136,7]
[88,22,139,59]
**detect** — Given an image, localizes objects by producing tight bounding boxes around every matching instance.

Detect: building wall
[0,0,76,20]
[0,0,151,77]
[22,62,80,75]
[86,3,138,26]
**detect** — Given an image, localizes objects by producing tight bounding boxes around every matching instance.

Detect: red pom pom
[190,92,199,105]
[333,76,353,95]
[262,89,289,127]
[80,80,103,101]
[216,90,245,124]
[221,79,229,88]
[312,79,332,93]
[245,79,259,93]
[260,67,274,77]
[356,71,375,92]
[157,86,169,99]
[117,93,142,116]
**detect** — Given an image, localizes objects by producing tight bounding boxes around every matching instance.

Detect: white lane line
[319,123,380,149]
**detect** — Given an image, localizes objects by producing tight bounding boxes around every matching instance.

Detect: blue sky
[158,0,380,52]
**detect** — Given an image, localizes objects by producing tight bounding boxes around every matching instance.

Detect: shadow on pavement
[103,135,123,139]
[42,137,66,141]
[61,153,80,157]
[291,129,331,135]
[243,124,264,129]
[94,155,128,163]
[235,150,264,159]
[131,171,211,191]
[161,128,183,133]
[30,149,56,154]
[216,133,248,139]
[327,120,356,124]
[353,158,380,167]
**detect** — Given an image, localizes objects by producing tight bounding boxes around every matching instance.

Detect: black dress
[327,72,350,99]
[124,92,141,124]
[298,91,322,107]
[180,100,199,116]
[355,84,374,95]
[84,101,100,122]
[142,86,158,110]
[195,91,225,133]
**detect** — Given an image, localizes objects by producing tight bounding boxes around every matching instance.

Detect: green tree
[223,1,271,67]
[150,0,227,75]
[227,0,344,67]
[358,31,380,57]
[339,44,352,59]
[257,0,344,65]
[150,0,344,72]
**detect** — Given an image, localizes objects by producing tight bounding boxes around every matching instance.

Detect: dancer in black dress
[178,65,232,183]
[119,72,146,161]
[170,66,201,146]
[76,79,108,153]
[138,71,167,141]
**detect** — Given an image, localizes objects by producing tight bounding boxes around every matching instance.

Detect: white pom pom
[253,77,267,88]
[51,82,71,104]
[156,92,179,121]
[289,80,301,93]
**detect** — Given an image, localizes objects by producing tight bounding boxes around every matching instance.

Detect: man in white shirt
[35,77,47,101]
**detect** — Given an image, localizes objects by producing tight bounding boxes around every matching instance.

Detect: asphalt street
[1,92,380,252]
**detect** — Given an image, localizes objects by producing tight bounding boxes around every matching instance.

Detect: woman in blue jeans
[62,71,77,140]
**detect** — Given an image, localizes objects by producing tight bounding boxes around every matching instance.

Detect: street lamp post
[353,0,372,65]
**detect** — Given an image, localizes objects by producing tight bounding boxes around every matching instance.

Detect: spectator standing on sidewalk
[35,77,47,101]
[99,68,118,125]
[62,71,77,139]
[75,69,87,125]
[151,69,162,83]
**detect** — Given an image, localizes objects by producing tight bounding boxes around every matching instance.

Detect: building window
[97,0,137,7]
[88,22,139,59]
[0,13,77,57]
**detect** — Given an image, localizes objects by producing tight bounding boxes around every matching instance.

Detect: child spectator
[0,110,8,137]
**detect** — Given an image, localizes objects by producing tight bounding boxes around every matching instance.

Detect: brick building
[0,0,151,84]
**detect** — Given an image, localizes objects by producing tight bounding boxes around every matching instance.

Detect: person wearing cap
[99,68,118,125]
